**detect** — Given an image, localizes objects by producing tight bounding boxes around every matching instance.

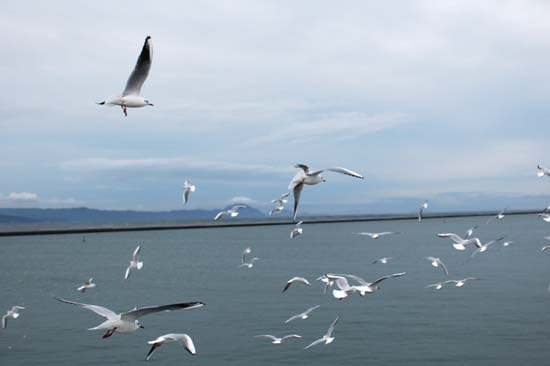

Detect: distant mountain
[0,205,265,223]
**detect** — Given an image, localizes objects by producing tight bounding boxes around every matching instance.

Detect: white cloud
[225,196,258,205]
[8,192,39,201]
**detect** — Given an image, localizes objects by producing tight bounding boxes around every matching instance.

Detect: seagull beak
[139,325,145,329]
[148,103,154,106]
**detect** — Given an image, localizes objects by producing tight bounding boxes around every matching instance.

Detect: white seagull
[436,233,482,251]
[538,213,550,223]
[537,164,550,177]
[304,316,339,350]
[470,237,506,258]
[285,305,321,323]
[214,205,247,221]
[97,36,154,117]
[502,240,513,247]
[2,306,25,329]
[353,232,398,239]
[342,272,406,297]
[145,333,196,361]
[418,200,429,222]
[271,192,290,206]
[443,278,479,287]
[372,257,392,264]
[125,245,144,280]
[426,282,446,290]
[239,247,259,268]
[55,298,204,338]
[465,225,478,239]
[182,180,196,205]
[77,278,96,293]
[283,277,311,292]
[269,205,284,216]
[289,164,363,220]
[255,334,302,344]
[290,221,304,239]
[425,257,449,276]
[486,208,507,224]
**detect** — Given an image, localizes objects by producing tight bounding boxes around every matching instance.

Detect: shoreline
[0,209,539,237]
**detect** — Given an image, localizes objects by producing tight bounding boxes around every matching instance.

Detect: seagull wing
[123,36,153,96]
[438,260,449,276]
[132,245,141,260]
[54,298,117,319]
[305,305,321,314]
[183,188,190,204]
[122,301,205,320]
[285,313,301,323]
[370,272,406,287]
[293,183,304,221]
[310,167,364,179]
[437,233,463,243]
[294,164,310,173]
[304,337,325,349]
[2,315,7,329]
[145,343,162,361]
[255,335,278,341]
[214,211,225,221]
[178,334,196,354]
[281,334,302,341]
[124,265,132,280]
[326,316,339,337]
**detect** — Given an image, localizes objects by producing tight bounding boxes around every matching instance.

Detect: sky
[2,0,550,213]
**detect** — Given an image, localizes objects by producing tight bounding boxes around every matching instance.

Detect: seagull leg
[121,105,127,117]
[102,328,115,339]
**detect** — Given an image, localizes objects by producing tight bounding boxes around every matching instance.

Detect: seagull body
[290,221,304,239]
[538,214,550,223]
[182,180,196,205]
[465,226,478,239]
[255,334,301,344]
[418,200,428,222]
[97,36,154,116]
[55,298,204,338]
[304,316,339,349]
[444,278,479,287]
[425,257,448,276]
[269,205,284,216]
[240,247,259,268]
[353,232,397,239]
[285,305,320,323]
[145,333,196,360]
[372,257,392,264]
[502,241,513,247]
[537,164,550,177]
[283,277,311,292]
[271,192,290,206]
[214,205,247,221]
[289,164,363,220]
[437,233,481,251]
[426,282,445,290]
[125,245,143,280]
[2,306,25,329]
[77,278,96,293]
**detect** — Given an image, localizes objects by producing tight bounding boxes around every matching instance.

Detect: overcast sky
[2,1,550,212]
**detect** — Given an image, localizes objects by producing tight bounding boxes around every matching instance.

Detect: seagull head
[135,320,144,329]
[144,100,154,106]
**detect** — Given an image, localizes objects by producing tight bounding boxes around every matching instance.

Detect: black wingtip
[97,101,105,105]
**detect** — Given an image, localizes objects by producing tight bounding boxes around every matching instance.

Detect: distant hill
[0,205,265,223]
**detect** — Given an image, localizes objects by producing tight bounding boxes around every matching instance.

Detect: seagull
[145,333,196,361]
[77,278,96,293]
[324,275,356,300]
[283,277,311,292]
[97,36,154,117]
[537,164,550,177]
[214,205,247,221]
[418,200,429,222]
[2,306,25,329]
[426,282,445,290]
[324,272,406,299]
[470,237,506,258]
[271,192,290,206]
[342,272,407,297]
[240,247,259,268]
[353,232,398,239]
[425,257,449,276]
[289,164,363,220]
[541,246,550,251]
[285,305,321,323]
[465,225,478,239]
[538,213,550,222]
[502,241,513,247]
[437,233,482,251]
[269,205,284,216]
[372,257,392,264]
[125,245,144,280]
[290,221,304,239]
[54,298,204,338]
[182,180,196,205]
[304,316,339,349]
[316,275,335,294]
[486,208,507,224]
[443,278,479,287]
[255,334,302,344]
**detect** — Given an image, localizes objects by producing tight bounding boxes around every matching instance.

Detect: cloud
[8,192,39,201]
[225,196,258,205]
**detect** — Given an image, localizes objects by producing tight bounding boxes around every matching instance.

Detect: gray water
[1,215,549,365]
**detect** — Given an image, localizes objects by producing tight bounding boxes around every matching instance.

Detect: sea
[1,214,549,365]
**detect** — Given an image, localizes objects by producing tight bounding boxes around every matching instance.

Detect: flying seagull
[214,205,247,221]
[255,334,302,344]
[269,205,284,216]
[182,180,196,205]
[425,257,449,276]
[125,245,144,280]
[443,278,479,287]
[77,278,96,293]
[486,208,507,224]
[54,298,204,338]
[538,213,550,223]
[304,316,339,349]
[353,232,398,239]
[97,36,154,116]
[340,272,406,297]
[285,305,321,323]
[145,333,196,361]
[283,277,311,292]
[436,233,482,251]
[289,164,363,220]
[271,192,290,206]
[240,247,259,268]
[470,237,506,258]
[290,221,304,239]
[2,306,25,329]
[372,257,392,264]
[418,200,429,222]
[537,164,550,177]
